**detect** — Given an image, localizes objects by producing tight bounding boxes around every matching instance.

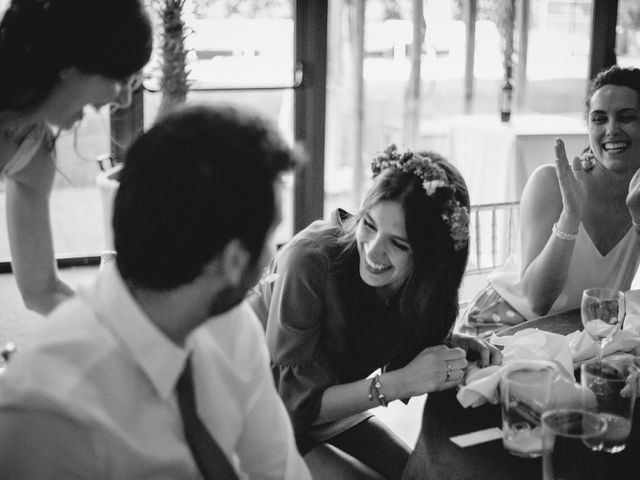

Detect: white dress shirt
[0,265,311,480]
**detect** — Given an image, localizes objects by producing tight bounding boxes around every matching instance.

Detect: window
[324,0,596,215]
[0,0,296,264]
[143,1,296,244]
[616,0,640,68]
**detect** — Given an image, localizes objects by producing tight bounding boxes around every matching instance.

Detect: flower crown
[371,144,470,251]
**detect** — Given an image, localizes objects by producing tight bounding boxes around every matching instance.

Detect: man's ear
[218,239,251,286]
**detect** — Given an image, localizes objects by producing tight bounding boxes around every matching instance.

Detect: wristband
[552,222,578,241]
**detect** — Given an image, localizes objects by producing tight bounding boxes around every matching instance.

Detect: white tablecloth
[449,114,588,204]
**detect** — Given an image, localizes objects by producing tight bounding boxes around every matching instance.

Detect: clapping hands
[554,138,588,221]
[556,138,640,225]
[626,168,640,225]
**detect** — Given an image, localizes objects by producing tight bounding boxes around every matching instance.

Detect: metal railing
[466,201,520,275]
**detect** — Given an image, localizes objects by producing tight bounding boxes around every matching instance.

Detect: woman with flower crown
[458,65,640,337]
[0,0,152,315]
[250,145,502,479]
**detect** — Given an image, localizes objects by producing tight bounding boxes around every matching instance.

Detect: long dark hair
[337,150,470,346]
[0,0,153,111]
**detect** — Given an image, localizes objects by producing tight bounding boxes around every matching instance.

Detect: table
[449,114,588,204]
[401,309,640,479]
[497,308,581,337]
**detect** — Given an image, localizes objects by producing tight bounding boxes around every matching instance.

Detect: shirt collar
[78,264,188,400]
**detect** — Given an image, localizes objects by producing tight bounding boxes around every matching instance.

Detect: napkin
[568,329,640,366]
[457,329,576,408]
[624,289,640,334]
[566,289,640,365]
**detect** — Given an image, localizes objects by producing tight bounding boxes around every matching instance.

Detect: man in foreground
[0,104,311,480]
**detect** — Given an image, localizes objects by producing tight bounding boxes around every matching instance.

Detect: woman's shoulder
[278,221,337,265]
[528,163,559,185]
[521,164,561,206]
[284,210,348,252]
[277,210,350,272]
[0,122,52,178]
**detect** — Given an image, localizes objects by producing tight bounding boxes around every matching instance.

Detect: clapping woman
[0,0,152,314]
[459,66,640,336]
[251,145,501,479]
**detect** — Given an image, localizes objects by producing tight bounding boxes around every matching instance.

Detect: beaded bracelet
[368,374,388,407]
[552,222,578,241]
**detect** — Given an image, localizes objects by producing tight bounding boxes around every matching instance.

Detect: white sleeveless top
[489,223,640,320]
[0,123,48,179]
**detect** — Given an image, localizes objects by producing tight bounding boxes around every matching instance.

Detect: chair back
[466,201,520,275]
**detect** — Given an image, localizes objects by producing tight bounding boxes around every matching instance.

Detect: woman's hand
[447,332,503,368]
[579,149,596,172]
[554,138,588,223]
[399,344,468,396]
[626,168,640,225]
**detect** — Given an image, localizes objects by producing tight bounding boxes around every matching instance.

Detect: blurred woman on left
[0,0,152,314]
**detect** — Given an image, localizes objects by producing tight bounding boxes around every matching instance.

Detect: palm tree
[154,0,191,118]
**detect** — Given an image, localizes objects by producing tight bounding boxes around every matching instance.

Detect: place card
[450,427,502,448]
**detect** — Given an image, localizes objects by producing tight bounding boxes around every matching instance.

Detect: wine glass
[581,288,626,364]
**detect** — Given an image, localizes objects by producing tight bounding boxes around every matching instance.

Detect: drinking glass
[581,356,639,453]
[500,365,557,457]
[542,409,608,480]
[580,288,625,364]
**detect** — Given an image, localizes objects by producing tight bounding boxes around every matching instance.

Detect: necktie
[176,356,239,480]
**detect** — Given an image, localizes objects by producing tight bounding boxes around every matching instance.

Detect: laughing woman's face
[355,200,413,299]
[588,84,640,174]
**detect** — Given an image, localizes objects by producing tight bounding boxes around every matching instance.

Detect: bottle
[99,250,117,272]
[499,68,513,123]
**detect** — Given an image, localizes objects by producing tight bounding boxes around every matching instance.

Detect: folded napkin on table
[457,329,579,408]
[565,288,640,365]
[568,329,640,366]
[457,292,640,408]
[624,289,640,334]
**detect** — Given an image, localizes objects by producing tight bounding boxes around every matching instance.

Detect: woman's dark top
[250,209,421,441]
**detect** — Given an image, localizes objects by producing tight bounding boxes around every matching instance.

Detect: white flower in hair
[371,144,470,251]
[423,179,446,195]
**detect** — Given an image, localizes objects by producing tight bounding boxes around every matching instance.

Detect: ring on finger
[446,362,452,380]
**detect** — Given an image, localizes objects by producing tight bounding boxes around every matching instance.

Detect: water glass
[500,365,557,457]
[581,356,639,453]
[542,409,608,480]
[581,288,625,364]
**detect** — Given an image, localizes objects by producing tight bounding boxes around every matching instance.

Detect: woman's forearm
[19,277,74,316]
[5,149,74,316]
[314,370,407,425]
[521,213,579,315]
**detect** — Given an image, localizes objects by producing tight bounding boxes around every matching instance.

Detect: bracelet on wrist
[552,222,578,241]
[632,219,640,230]
[368,374,388,407]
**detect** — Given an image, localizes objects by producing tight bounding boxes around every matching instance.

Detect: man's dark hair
[113,103,298,290]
